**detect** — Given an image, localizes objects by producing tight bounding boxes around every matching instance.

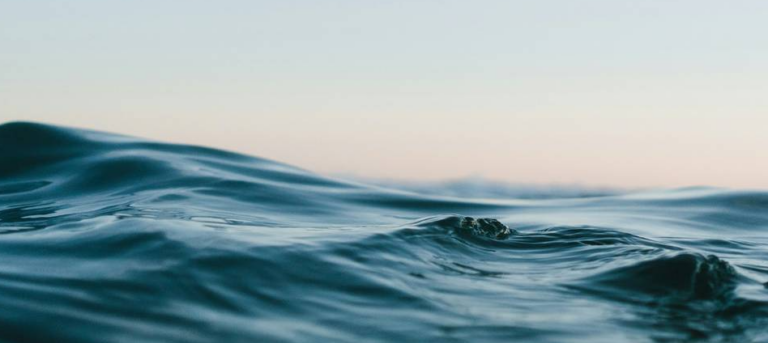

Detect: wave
[1,122,767,343]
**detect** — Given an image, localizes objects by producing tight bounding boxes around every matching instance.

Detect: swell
[0,122,522,229]
[4,122,768,229]
[1,122,768,343]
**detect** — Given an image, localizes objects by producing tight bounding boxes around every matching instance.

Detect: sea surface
[1,122,767,343]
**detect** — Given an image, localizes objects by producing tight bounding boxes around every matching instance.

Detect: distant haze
[2,1,767,188]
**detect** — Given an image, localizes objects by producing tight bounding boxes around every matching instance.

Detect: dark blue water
[1,122,767,343]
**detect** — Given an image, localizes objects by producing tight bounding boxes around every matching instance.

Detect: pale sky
[2,1,767,188]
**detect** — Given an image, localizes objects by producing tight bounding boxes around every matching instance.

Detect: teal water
[1,122,767,343]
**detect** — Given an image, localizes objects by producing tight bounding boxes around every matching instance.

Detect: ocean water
[1,122,767,343]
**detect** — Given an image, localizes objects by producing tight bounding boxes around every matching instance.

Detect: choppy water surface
[1,122,767,343]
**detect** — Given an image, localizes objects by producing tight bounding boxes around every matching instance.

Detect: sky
[2,1,767,189]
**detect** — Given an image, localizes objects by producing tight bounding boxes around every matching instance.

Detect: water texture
[0,122,767,343]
